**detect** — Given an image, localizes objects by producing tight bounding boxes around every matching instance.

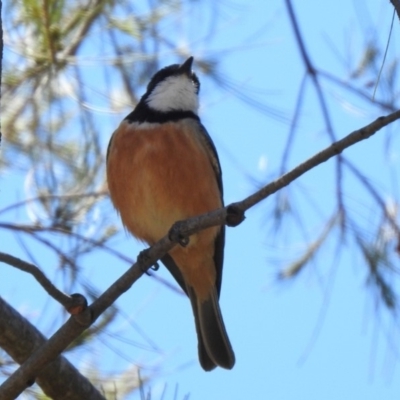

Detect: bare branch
[0,192,107,217]
[279,211,339,279]
[319,69,397,112]
[0,252,83,312]
[285,0,344,217]
[0,222,184,294]
[0,298,105,400]
[343,159,400,241]
[235,111,400,212]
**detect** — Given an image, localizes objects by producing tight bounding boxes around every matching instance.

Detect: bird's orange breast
[107,118,221,253]
[107,119,222,297]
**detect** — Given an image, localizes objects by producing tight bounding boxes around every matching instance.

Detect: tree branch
[285,0,344,218]
[234,111,400,211]
[0,297,105,400]
[1,109,400,398]
[0,253,81,311]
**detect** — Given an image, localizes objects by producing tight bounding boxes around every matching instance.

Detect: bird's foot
[169,221,190,247]
[138,249,159,275]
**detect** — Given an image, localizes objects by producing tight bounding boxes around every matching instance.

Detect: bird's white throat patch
[146,75,199,113]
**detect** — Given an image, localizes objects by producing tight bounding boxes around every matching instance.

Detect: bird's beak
[179,56,194,75]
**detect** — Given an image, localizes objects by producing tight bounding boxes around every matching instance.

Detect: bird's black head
[143,57,200,113]
[146,57,200,95]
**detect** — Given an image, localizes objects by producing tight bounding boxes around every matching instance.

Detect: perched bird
[106,57,235,371]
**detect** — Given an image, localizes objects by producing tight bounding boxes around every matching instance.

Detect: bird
[106,56,235,371]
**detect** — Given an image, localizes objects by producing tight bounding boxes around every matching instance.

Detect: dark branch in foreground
[1,110,400,399]
[0,297,105,400]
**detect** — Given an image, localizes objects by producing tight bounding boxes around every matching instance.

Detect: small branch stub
[225,204,246,227]
[66,294,88,315]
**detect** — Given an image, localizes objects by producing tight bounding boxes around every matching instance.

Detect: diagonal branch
[234,111,400,212]
[0,252,76,309]
[343,158,400,240]
[0,297,105,400]
[1,109,400,399]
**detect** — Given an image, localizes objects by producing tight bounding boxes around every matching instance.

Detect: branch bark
[0,253,80,311]
[234,112,400,211]
[0,297,105,400]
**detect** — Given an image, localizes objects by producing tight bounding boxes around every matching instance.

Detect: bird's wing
[194,121,225,297]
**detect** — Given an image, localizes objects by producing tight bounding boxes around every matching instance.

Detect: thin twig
[0,222,184,294]
[343,158,400,239]
[0,252,77,310]
[373,9,395,100]
[0,191,107,216]
[319,69,397,112]
[280,72,307,174]
[285,0,344,217]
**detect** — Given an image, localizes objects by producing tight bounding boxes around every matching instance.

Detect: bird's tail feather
[188,287,235,371]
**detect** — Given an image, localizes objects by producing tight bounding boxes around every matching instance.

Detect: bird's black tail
[188,287,235,371]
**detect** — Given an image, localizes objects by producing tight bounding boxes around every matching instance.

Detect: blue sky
[2,0,400,399]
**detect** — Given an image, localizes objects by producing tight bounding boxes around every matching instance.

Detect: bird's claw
[169,221,190,247]
[138,249,158,275]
